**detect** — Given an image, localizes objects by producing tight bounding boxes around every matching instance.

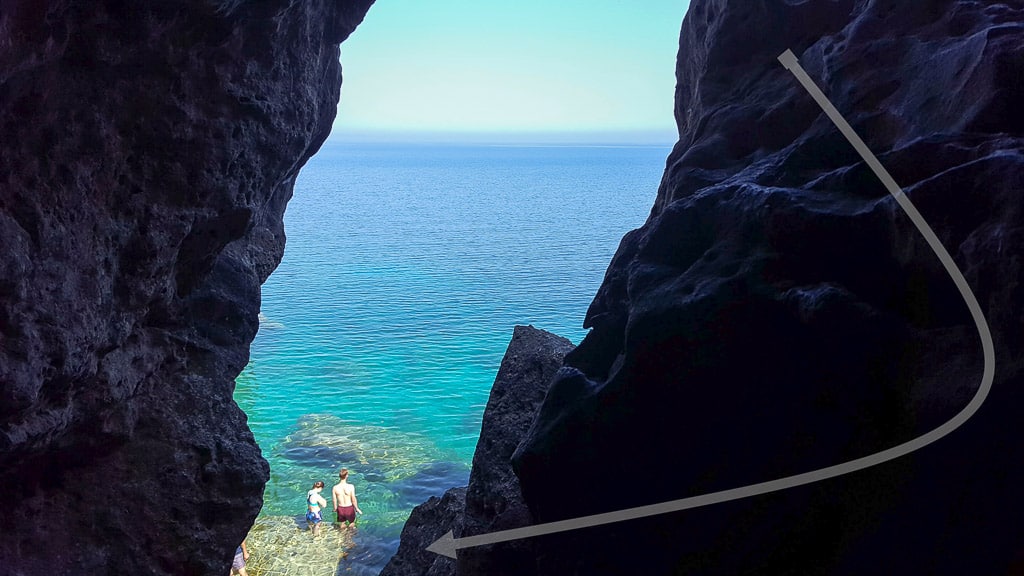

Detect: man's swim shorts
[336,505,356,523]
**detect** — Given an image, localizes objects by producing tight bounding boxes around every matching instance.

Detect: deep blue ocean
[233,141,670,575]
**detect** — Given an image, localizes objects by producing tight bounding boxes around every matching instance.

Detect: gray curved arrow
[426,48,997,560]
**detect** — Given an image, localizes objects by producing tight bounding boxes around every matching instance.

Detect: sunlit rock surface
[510,0,1024,574]
[0,0,373,573]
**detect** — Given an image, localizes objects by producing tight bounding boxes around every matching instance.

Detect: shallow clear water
[235,141,669,574]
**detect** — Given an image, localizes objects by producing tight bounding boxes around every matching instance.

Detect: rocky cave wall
[386,0,1023,574]
[3,0,1023,574]
[510,0,1024,574]
[0,1,373,573]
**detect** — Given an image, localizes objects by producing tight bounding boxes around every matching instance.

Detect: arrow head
[777,49,798,70]
[426,530,458,559]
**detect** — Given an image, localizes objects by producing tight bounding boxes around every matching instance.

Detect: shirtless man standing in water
[332,468,363,528]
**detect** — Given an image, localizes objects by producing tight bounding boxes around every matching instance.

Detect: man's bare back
[332,469,363,526]
[332,482,354,507]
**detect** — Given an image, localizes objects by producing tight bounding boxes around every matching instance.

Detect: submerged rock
[258,312,286,330]
[243,515,392,576]
[394,461,472,508]
[0,1,374,573]
[277,414,447,482]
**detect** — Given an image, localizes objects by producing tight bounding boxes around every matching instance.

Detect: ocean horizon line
[325,129,678,147]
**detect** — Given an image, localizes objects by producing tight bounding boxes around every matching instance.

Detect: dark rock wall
[0,1,373,573]
[458,326,573,576]
[384,487,464,576]
[511,0,1023,574]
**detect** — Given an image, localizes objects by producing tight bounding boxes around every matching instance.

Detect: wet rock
[0,0,374,573]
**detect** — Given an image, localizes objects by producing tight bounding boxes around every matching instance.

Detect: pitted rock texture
[0,1,373,573]
[511,1,1024,574]
[381,325,573,576]
[458,325,573,576]
[382,487,464,576]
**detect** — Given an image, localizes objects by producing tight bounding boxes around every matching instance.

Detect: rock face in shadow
[380,325,574,576]
[508,1,1024,574]
[0,1,373,573]
[459,326,574,576]
[382,487,464,576]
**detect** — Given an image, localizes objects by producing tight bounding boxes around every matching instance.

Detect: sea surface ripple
[235,141,668,575]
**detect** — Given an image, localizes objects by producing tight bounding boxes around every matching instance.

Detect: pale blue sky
[332,0,691,143]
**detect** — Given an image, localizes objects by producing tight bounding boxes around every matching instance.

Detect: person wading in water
[306,481,327,537]
[332,469,363,529]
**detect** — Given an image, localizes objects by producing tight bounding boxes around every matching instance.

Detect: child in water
[306,481,328,537]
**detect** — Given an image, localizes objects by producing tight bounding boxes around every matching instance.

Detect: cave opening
[2,0,1018,574]
[231,1,688,573]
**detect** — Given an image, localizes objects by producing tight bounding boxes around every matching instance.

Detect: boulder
[381,325,574,576]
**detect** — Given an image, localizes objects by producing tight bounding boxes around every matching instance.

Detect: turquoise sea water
[234,141,669,574]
